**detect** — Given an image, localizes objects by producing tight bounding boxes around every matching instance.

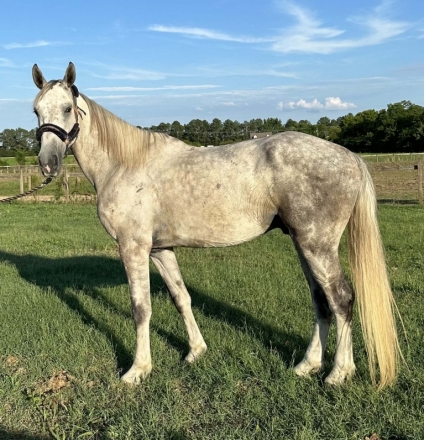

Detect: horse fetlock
[121,363,152,384]
[324,365,356,385]
[185,342,207,363]
[293,359,323,377]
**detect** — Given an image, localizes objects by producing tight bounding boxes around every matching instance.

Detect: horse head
[32,62,80,177]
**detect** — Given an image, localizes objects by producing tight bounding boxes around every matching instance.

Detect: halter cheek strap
[35,84,83,156]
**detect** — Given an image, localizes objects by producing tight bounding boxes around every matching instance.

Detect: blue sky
[0,0,423,131]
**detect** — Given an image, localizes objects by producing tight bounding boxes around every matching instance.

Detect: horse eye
[65,106,72,113]
[33,109,39,117]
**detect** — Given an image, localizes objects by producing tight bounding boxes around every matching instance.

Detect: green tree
[262,117,284,133]
[222,119,237,142]
[297,120,314,135]
[0,127,38,154]
[15,149,26,165]
[170,121,184,139]
[284,119,299,130]
[209,118,223,144]
[183,119,209,145]
[375,101,424,152]
[316,116,331,126]
[247,118,264,134]
[337,110,378,152]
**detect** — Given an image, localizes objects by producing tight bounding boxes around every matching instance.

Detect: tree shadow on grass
[0,251,307,375]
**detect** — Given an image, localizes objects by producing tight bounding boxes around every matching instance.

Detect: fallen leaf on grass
[34,370,75,395]
[5,355,20,368]
[365,434,381,440]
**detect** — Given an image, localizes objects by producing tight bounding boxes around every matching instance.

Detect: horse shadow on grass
[0,430,49,440]
[0,250,307,374]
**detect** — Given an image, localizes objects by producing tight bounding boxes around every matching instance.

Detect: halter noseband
[36,84,83,156]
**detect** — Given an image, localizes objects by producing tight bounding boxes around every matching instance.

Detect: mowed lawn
[0,203,423,440]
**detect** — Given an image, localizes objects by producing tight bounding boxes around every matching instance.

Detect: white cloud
[271,0,410,54]
[86,85,220,92]
[3,40,70,49]
[324,96,357,109]
[148,25,275,43]
[195,65,297,79]
[277,97,356,111]
[0,58,15,67]
[94,69,167,81]
[148,2,411,55]
[222,101,236,106]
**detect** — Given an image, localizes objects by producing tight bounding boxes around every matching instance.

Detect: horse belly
[152,208,273,248]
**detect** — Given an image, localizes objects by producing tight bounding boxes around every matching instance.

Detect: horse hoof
[185,343,207,363]
[121,364,152,384]
[324,366,356,385]
[294,360,322,377]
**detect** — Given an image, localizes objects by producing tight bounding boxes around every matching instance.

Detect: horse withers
[32,62,402,388]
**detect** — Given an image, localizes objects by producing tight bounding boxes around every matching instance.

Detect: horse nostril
[38,154,59,176]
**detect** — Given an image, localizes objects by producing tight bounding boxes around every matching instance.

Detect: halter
[35,84,84,156]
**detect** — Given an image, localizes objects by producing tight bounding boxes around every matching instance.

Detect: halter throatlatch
[35,84,82,156]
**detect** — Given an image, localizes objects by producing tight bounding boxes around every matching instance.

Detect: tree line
[1,101,423,161]
[146,100,424,153]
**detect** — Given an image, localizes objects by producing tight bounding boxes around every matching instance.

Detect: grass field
[0,156,77,167]
[0,203,424,439]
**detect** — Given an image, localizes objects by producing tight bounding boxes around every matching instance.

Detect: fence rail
[0,160,423,204]
[0,165,92,202]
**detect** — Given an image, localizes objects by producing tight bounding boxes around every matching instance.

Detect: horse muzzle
[37,136,64,177]
[38,153,60,177]
[36,121,80,176]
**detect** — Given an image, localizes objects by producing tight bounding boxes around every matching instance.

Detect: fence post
[64,167,69,202]
[27,174,32,191]
[19,169,24,194]
[418,159,423,205]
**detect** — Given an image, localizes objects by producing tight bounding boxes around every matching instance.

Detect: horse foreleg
[119,239,153,384]
[150,248,207,363]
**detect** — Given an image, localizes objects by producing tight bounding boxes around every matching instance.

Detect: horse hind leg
[293,239,356,385]
[293,246,332,377]
[150,248,207,362]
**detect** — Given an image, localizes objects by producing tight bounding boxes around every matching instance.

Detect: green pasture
[0,203,423,439]
[0,156,77,167]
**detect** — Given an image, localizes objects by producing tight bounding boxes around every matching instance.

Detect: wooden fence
[0,165,93,202]
[1,160,423,204]
[366,160,423,204]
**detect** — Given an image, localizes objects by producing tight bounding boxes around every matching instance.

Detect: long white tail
[348,158,402,389]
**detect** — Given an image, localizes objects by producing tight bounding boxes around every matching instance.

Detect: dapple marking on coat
[32,62,402,389]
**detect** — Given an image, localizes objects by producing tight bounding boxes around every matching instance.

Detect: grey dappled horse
[32,62,401,389]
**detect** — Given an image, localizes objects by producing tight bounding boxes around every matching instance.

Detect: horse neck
[70,99,115,190]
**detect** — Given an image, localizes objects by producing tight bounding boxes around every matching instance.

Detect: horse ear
[63,62,76,88]
[32,64,47,90]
